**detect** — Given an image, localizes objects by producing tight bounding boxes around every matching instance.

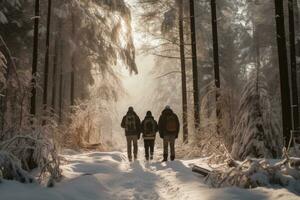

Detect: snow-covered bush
[0,151,33,183]
[207,150,300,193]
[231,71,282,160]
[0,123,61,186]
[288,134,300,157]
[63,102,101,149]
[177,84,234,162]
[0,47,61,185]
[200,84,236,147]
[62,95,112,150]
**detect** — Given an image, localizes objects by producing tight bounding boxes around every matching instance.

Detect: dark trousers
[144,140,155,160]
[126,135,138,161]
[163,135,176,161]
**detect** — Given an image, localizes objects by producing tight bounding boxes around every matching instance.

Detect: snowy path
[0,150,299,200]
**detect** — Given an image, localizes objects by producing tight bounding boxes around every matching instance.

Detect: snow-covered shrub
[288,134,300,157]
[0,123,62,186]
[178,84,234,162]
[62,97,110,150]
[63,102,99,149]
[0,151,33,183]
[207,150,300,193]
[231,71,282,160]
[200,84,236,147]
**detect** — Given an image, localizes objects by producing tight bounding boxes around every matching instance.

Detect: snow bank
[0,150,299,200]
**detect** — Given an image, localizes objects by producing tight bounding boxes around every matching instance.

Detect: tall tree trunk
[294,0,300,130]
[274,0,293,147]
[70,13,75,108]
[210,0,221,134]
[255,28,261,94]
[42,0,52,124]
[189,0,200,129]
[58,39,64,124]
[30,0,40,117]
[70,62,75,107]
[51,27,59,114]
[289,0,300,132]
[178,0,189,143]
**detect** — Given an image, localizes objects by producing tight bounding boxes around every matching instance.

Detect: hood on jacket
[146,111,152,116]
[162,108,173,115]
[144,112,154,120]
[126,110,136,116]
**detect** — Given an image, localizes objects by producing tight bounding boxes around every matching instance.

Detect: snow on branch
[206,149,300,193]
[0,126,62,187]
[0,151,33,184]
[231,71,282,160]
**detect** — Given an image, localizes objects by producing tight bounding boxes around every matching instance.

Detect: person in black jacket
[141,111,158,161]
[158,106,180,162]
[121,107,141,161]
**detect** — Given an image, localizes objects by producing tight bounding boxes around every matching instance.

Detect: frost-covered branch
[206,149,300,193]
[0,126,61,186]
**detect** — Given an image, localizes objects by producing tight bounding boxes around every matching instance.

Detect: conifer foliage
[231,71,282,160]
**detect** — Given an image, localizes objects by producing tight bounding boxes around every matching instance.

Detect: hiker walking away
[121,107,141,162]
[158,106,180,162]
[141,111,158,161]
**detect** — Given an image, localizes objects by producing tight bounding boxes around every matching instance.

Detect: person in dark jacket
[158,106,180,162]
[121,107,141,161]
[141,111,158,161]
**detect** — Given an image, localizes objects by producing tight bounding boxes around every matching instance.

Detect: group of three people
[121,106,180,162]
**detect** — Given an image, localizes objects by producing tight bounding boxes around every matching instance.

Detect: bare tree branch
[154,70,181,79]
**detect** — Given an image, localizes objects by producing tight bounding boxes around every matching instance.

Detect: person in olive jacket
[158,106,180,161]
[121,107,141,161]
[141,111,158,161]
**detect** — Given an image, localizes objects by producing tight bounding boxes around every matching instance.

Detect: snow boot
[162,154,168,162]
[170,155,175,161]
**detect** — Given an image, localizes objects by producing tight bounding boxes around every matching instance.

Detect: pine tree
[274,0,293,146]
[231,71,282,160]
[42,0,52,123]
[210,0,221,134]
[30,0,40,117]
[51,31,59,113]
[288,0,300,132]
[189,0,200,129]
[177,0,189,143]
[70,12,75,107]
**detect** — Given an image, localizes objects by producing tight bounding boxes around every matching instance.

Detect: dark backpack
[165,114,177,132]
[125,113,136,132]
[143,118,156,133]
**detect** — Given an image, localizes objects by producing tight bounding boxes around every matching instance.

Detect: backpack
[165,114,177,132]
[125,113,136,132]
[143,117,156,133]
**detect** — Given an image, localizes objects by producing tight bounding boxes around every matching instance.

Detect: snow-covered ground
[0,150,299,200]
